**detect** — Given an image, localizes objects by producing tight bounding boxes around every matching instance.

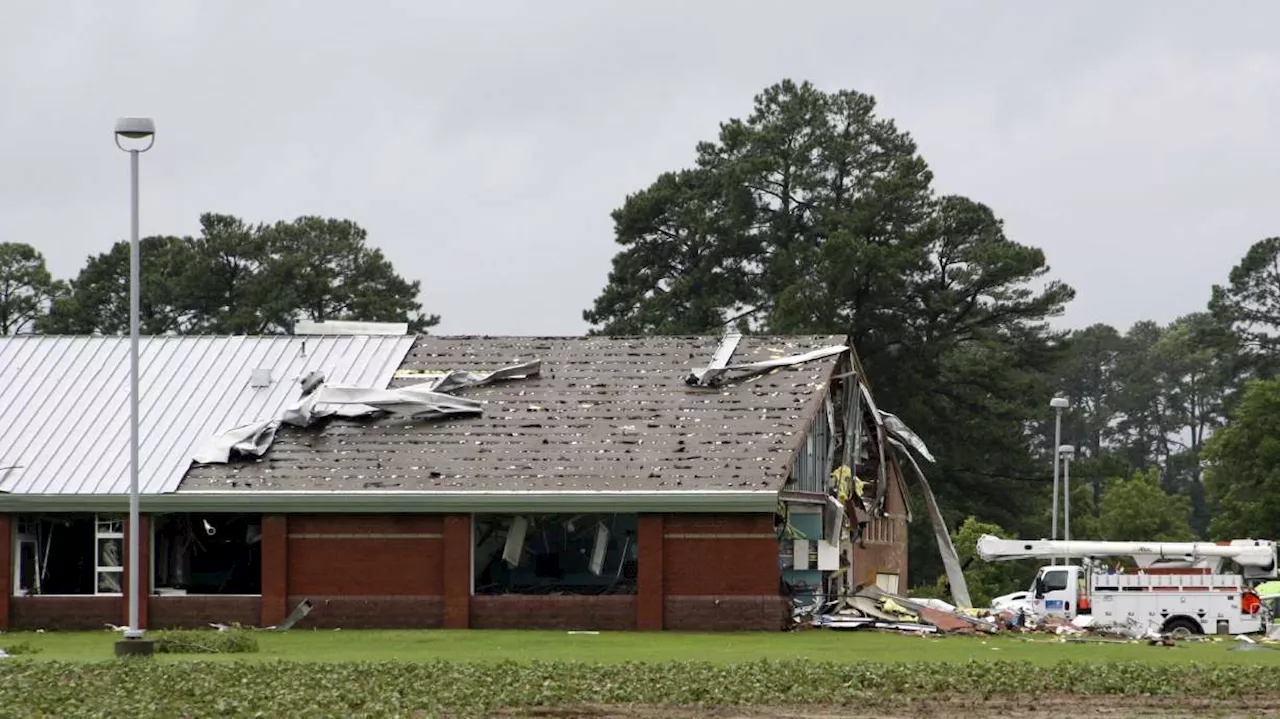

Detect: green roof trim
[0,489,781,514]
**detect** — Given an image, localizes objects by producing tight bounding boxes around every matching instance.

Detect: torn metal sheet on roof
[191,421,281,465]
[880,410,935,463]
[685,331,743,386]
[193,360,541,465]
[395,360,542,394]
[294,383,485,421]
[0,335,414,495]
[857,382,890,510]
[687,344,848,387]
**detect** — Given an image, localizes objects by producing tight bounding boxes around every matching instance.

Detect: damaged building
[0,331,960,631]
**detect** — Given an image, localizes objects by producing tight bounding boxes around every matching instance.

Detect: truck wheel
[1162,617,1202,637]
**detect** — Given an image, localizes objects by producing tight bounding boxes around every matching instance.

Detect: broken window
[473,514,638,595]
[152,514,262,595]
[95,515,124,593]
[12,513,110,596]
[875,573,900,594]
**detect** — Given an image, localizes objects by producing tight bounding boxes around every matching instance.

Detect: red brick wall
[0,514,10,630]
[288,596,444,628]
[471,596,636,630]
[11,596,121,631]
[664,514,778,595]
[261,515,288,627]
[853,465,909,590]
[279,514,448,628]
[442,514,471,629]
[662,513,781,630]
[637,514,663,630]
[287,515,444,595]
[2,510,794,632]
[663,596,789,631]
[149,596,261,629]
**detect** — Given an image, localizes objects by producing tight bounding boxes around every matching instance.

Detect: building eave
[0,489,782,514]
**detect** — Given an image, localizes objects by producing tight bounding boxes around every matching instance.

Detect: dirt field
[502,696,1280,718]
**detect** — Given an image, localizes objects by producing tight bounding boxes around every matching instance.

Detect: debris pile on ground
[809,588,998,635]
[805,587,1246,641]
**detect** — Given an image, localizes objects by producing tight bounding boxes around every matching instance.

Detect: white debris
[1070,614,1096,629]
[913,598,958,613]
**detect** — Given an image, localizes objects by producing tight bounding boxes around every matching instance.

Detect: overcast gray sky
[2,1,1277,336]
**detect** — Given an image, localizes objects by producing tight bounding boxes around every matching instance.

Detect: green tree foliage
[1203,378,1280,540]
[39,214,438,335]
[584,80,1075,583]
[1053,323,1127,507]
[41,235,203,334]
[1048,313,1232,537]
[1096,468,1194,542]
[1059,479,1102,542]
[1210,236,1280,366]
[1110,321,1177,475]
[1059,324,1125,459]
[251,216,435,333]
[0,243,64,335]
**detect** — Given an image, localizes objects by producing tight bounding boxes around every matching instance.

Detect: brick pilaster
[442,514,471,629]
[637,514,664,630]
[261,515,288,627]
[0,514,11,630]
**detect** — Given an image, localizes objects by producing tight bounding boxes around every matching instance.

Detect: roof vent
[249,368,272,388]
[294,319,409,335]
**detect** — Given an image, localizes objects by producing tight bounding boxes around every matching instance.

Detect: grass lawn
[5,627,1280,665]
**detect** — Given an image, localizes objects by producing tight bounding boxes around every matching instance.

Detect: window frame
[1041,569,1070,593]
[94,514,125,596]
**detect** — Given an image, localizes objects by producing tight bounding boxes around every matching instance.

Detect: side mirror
[1034,577,1046,598]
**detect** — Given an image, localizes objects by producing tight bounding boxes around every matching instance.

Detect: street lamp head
[1049,396,1069,410]
[1058,444,1076,457]
[114,117,156,152]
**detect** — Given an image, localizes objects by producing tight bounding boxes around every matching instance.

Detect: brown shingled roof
[179,334,846,494]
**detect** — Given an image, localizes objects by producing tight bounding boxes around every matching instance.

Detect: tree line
[4,78,1279,595]
[579,79,1280,590]
[0,214,437,336]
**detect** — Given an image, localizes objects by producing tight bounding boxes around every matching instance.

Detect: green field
[5,627,1280,664]
[4,630,1280,718]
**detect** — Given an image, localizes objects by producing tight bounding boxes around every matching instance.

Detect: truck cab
[1031,564,1086,618]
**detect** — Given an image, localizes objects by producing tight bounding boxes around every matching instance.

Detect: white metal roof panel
[0,335,414,495]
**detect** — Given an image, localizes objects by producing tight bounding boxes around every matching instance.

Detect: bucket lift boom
[976,535,1278,579]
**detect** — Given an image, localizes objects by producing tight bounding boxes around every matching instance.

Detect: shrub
[0,640,40,656]
[149,628,258,654]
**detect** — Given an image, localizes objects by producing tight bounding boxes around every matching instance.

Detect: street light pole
[1049,394,1070,562]
[113,117,155,657]
[1060,445,1076,544]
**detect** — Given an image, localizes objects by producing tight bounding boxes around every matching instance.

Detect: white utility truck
[976,535,1277,636]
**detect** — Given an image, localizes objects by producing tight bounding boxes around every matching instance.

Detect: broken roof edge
[0,489,781,514]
